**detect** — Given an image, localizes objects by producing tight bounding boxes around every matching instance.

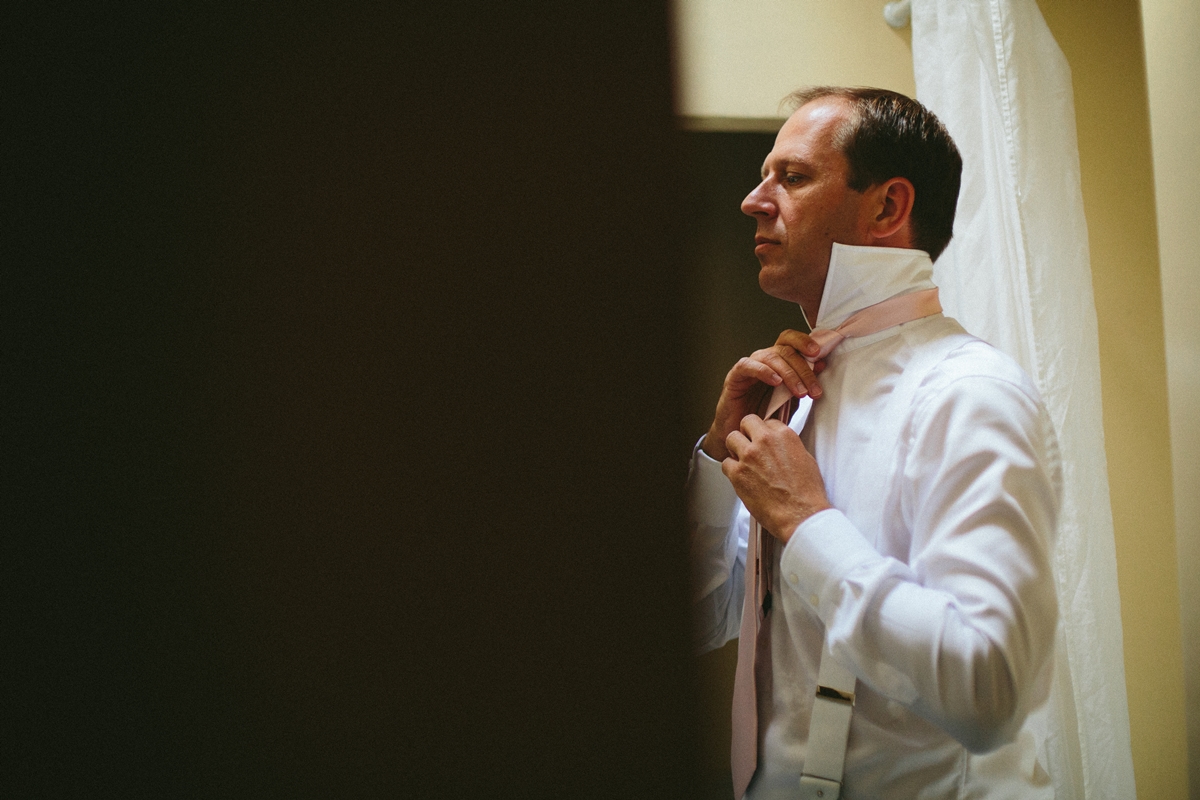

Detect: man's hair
[785,87,962,261]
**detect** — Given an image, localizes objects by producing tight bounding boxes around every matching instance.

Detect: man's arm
[725,365,1061,753]
[689,329,824,653]
[687,443,748,654]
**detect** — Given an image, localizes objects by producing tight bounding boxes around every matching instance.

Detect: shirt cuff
[687,440,739,526]
[779,508,882,616]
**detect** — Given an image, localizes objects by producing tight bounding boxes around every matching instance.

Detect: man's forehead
[790,96,853,127]
[760,98,851,175]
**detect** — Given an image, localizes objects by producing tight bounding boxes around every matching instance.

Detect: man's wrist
[700,423,729,462]
[770,501,834,544]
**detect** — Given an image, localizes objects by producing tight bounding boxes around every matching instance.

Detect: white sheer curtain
[909,1,1137,797]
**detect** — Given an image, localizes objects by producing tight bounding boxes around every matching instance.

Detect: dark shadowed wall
[6,3,699,797]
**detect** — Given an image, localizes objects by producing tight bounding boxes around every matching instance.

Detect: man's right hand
[701,329,826,462]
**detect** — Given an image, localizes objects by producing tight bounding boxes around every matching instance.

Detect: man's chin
[757,270,792,302]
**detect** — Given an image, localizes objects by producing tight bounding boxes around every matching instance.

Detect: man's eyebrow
[761,156,811,179]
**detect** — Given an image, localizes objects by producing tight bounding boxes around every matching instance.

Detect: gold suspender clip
[815,685,854,706]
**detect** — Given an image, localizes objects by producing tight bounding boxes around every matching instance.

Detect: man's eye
[785,174,805,185]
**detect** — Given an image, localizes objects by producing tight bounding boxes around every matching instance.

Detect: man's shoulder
[901,320,1062,502]
[910,318,1044,408]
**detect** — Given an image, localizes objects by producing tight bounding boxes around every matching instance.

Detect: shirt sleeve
[778,373,1061,753]
[686,440,749,655]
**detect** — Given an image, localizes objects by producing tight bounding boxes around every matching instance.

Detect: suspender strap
[798,654,857,799]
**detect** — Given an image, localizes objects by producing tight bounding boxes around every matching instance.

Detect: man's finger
[788,351,824,399]
[773,331,825,398]
[738,413,766,438]
[724,429,750,460]
[762,346,822,400]
[754,350,804,397]
[728,356,783,390]
[775,328,821,358]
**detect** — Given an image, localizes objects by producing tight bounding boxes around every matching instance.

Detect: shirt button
[788,573,799,584]
[809,593,819,607]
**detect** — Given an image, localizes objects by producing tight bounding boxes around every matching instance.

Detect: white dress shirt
[690,244,1062,799]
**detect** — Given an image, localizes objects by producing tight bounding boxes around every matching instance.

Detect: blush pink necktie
[729,288,940,800]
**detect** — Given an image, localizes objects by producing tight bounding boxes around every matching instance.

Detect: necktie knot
[808,288,942,360]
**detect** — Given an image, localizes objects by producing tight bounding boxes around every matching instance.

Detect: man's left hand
[722,414,833,543]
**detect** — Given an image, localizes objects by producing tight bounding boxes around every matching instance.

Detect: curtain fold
[909,1,1136,797]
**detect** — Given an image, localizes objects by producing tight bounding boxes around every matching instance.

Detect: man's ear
[866,177,915,245]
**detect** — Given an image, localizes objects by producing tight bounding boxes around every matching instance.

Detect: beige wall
[1140,0,1200,797]
[674,0,915,127]
[1037,1,1187,796]
[675,0,1189,795]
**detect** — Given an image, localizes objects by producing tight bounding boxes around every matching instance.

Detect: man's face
[741,98,873,319]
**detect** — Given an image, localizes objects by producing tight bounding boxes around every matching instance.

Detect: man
[689,88,1061,799]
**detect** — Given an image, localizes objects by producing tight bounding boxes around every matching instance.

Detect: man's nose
[741,181,774,217]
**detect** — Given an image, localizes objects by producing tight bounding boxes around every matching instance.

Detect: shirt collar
[811,243,937,331]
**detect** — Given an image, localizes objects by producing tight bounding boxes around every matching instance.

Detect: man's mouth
[754,236,780,254]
